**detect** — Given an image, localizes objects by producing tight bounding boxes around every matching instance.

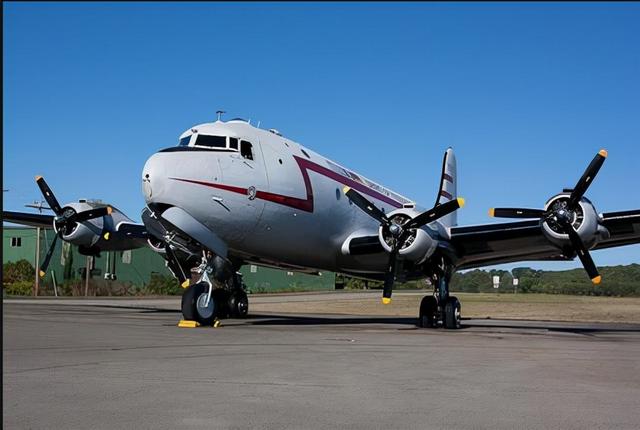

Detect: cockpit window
[195,135,227,148]
[179,136,191,146]
[241,140,253,160]
[229,137,239,150]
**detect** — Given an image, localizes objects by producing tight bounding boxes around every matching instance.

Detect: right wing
[3,210,150,251]
[3,211,54,228]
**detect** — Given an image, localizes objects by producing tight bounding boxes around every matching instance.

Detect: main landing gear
[181,254,249,325]
[418,260,461,329]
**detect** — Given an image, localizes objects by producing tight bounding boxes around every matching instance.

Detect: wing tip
[598,149,608,158]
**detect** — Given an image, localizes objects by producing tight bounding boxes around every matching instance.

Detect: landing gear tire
[181,282,217,326]
[443,296,461,330]
[228,290,249,318]
[418,296,438,328]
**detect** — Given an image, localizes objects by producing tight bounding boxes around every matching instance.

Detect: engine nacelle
[541,193,609,249]
[54,200,133,250]
[54,201,105,247]
[378,208,438,264]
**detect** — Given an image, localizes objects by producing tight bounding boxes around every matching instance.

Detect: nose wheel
[182,282,218,326]
[180,261,249,325]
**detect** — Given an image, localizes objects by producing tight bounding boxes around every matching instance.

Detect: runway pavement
[3,298,640,429]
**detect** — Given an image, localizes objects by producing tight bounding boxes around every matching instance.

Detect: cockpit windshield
[175,134,252,158]
[194,135,227,148]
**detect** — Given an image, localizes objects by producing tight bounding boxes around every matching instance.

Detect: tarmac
[4,295,640,430]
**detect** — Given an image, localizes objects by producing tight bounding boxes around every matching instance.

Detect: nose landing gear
[180,253,249,326]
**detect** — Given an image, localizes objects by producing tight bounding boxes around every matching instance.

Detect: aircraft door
[215,137,268,243]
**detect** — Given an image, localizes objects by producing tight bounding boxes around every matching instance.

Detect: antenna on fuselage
[216,110,226,122]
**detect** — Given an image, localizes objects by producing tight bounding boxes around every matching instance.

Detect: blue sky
[3,2,640,270]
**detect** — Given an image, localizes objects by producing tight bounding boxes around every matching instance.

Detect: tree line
[339,264,640,297]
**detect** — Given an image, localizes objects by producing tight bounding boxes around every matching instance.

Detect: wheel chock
[178,320,200,328]
[213,319,221,328]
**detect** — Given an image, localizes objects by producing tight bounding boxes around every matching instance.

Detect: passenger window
[241,140,253,160]
[229,137,239,150]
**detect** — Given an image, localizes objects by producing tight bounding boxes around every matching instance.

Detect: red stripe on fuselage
[170,155,403,213]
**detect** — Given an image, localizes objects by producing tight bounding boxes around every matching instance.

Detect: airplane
[4,115,640,329]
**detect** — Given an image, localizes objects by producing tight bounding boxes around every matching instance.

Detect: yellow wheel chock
[177,319,222,328]
[178,320,200,328]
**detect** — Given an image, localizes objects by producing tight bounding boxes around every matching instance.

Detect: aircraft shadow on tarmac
[125,307,640,333]
[235,313,640,333]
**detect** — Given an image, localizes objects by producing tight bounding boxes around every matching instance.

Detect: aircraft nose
[142,152,166,204]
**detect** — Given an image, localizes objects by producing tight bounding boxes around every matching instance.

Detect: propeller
[344,186,464,304]
[35,176,112,277]
[489,149,607,284]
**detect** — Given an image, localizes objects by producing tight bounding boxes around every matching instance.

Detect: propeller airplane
[4,117,639,328]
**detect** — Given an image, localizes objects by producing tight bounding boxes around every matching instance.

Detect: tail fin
[435,148,458,227]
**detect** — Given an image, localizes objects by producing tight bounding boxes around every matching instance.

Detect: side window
[241,140,253,160]
[10,237,22,247]
[178,136,191,146]
[229,137,239,150]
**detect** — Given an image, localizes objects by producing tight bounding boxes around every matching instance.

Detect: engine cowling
[541,194,609,249]
[53,201,137,251]
[53,202,107,247]
[378,208,437,264]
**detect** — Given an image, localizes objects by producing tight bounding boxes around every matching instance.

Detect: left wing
[449,210,640,270]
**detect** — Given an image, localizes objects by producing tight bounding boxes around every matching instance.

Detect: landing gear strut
[418,258,461,329]
[180,253,249,325]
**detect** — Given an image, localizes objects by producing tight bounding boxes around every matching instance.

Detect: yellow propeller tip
[381,297,392,305]
[181,280,190,289]
[592,275,602,285]
[342,186,351,194]
[106,206,113,215]
[39,270,46,278]
[103,232,110,240]
[489,208,495,217]
[35,175,43,181]
[598,149,608,158]
[456,197,465,208]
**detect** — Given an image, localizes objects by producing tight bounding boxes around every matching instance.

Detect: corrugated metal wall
[3,227,335,293]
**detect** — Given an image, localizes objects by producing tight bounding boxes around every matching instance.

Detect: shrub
[140,273,182,295]
[3,259,35,284]
[4,280,34,296]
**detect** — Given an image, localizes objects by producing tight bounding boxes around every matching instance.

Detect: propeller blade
[343,187,389,225]
[568,149,607,209]
[489,208,545,219]
[39,233,59,278]
[382,247,398,304]
[69,206,112,223]
[405,198,465,230]
[35,176,63,215]
[562,223,601,284]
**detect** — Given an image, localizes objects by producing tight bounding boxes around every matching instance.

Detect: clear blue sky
[3,2,640,271]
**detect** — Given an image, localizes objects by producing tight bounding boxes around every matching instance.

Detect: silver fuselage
[142,120,444,276]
